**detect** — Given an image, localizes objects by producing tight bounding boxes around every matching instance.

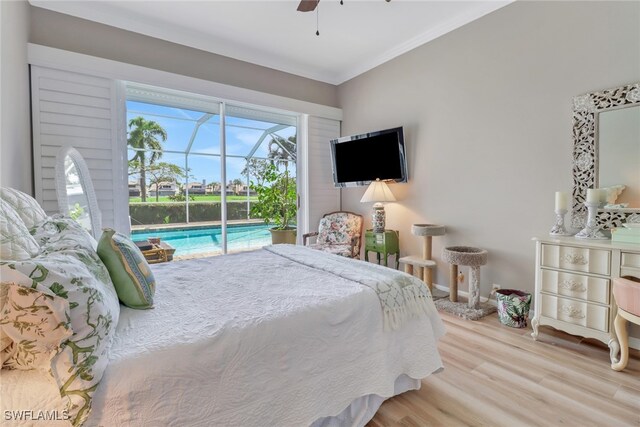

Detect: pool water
[131,223,273,257]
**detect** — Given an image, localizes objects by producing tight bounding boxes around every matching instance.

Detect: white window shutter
[30,65,127,233]
[306,116,340,232]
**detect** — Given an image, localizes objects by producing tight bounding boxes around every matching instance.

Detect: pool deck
[131,219,265,232]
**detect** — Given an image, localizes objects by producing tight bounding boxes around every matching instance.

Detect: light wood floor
[368,312,640,427]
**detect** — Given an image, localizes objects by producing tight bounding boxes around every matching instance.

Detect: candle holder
[549,209,572,236]
[575,201,608,240]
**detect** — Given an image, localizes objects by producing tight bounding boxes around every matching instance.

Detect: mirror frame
[571,82,640,229]
[55,146,102,239]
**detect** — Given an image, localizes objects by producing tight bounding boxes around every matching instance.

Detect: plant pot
[270,227,297,245]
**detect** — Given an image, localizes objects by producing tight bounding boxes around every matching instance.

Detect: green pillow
[97,228,155,309]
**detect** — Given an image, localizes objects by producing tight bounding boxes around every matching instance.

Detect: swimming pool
[131,223,273,257]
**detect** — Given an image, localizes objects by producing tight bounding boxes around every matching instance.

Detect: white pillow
[0,199,40,260]
[0,187,48,232]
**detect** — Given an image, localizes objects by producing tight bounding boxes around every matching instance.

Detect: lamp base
[372,204,385,233]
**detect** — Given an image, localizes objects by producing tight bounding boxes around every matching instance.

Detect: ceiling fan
[298,0,391,35]
[297,0,390,13]
[297,0,320,12]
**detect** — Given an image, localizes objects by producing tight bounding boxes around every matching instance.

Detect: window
[125,87,297,258]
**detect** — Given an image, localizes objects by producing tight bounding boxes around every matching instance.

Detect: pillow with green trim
[97,228,155,309]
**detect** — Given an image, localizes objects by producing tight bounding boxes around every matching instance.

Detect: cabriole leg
[531,316,539,340]
[610,314,626,371]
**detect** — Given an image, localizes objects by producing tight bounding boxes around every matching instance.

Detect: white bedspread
[265,244,435,330]
[2,248,445,427]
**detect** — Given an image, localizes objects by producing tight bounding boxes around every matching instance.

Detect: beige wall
[338,1,640,303]
[1,0,31,193]
[29,6,339,108]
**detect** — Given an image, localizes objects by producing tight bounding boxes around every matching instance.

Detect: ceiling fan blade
[297,0,319,12]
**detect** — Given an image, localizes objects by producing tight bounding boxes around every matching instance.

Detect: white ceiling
[30,0,511,85]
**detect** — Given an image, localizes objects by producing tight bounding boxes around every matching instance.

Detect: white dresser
[531,236,640,363]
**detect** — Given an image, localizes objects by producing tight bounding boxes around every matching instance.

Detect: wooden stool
[611,276,640,371]
[399,224,445,290]
[442,246,488,308]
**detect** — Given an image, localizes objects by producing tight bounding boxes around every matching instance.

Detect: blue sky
[126,101,296,185]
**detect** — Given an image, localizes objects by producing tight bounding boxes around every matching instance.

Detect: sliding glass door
[224,105,298,252]
[125,89,297,258]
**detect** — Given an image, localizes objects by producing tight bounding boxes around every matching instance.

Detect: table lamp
[360,179,396,233]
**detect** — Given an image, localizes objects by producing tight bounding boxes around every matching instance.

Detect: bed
[1,188,445,427]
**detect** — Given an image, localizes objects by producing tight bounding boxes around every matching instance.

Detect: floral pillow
[0,283,11,364]
[0,267,72,371]
[2,218,120,426]
[33,215,98,254]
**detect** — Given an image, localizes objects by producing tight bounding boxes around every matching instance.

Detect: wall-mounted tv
[330,126,407,187]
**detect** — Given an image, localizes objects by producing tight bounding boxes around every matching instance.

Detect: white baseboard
[432,284,640,351]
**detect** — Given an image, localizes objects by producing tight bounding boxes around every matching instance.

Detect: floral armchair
[302,211,364,259]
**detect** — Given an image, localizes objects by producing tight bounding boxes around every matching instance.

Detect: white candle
[600,188,609,203]
[555,192,568,211]
[586,189,600,203]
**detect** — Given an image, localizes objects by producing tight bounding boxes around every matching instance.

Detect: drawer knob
[561,304,585,319]
[559,279,587,292]
[561,253,588,265]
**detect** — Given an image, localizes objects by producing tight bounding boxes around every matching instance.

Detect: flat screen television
[330,126,407,187]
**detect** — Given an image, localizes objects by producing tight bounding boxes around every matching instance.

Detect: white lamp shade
[360,179,396,203]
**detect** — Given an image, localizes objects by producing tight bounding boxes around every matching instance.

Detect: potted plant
[250,162,297,244]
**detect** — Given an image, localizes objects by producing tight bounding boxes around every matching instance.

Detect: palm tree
[127,116,168,202]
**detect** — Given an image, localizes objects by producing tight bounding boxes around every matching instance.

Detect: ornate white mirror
[55,147,102,238]
[571,82,640,229]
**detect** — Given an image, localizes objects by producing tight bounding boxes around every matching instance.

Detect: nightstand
[364,230,400,269]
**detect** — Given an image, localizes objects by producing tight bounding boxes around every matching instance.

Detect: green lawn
[129,195,257,203]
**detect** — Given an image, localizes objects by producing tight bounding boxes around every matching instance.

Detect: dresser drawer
[540,294,609,333]
[622,252,640,269]
[541,270,609,304]
[365,236,385,252]
[541,244,610,276]
[621,252,640,278]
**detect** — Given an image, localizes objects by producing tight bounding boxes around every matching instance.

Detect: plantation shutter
[306,116,340,232]
[30,65,128,233]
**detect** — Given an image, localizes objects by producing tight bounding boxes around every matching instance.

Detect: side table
[364,229,399,269]
[141,241,176,264]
